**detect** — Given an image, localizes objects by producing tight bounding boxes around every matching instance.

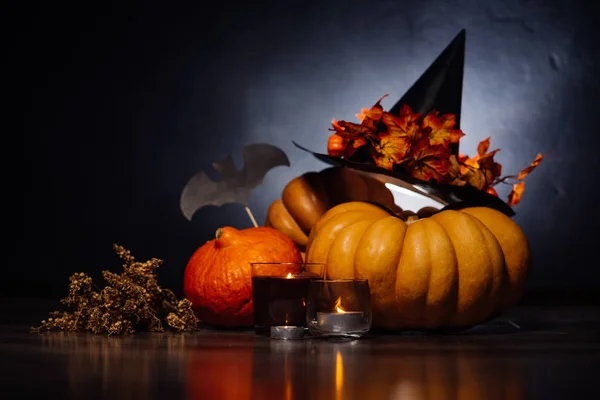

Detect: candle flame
[286,272,293,279]
[334,297,346,313]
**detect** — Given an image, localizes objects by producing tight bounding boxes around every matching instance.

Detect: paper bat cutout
[180,143,290,221]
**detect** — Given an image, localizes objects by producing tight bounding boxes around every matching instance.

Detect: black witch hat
[294,29,515,216]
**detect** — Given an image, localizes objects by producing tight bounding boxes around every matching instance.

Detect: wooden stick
[244,206,259,228]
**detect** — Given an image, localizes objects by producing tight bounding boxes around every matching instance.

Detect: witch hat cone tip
[453,29,466,46]
[388,28,466,118]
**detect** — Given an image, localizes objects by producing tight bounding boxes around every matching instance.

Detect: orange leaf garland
[478,150,502,187]
[324,95,545,207]
[459,137,502,189]
[446,155,467,186]
[477,137,491,156]
[344,137,368,159]
[333,120,374,138]
[462,165,488,190]
[329,118,372,158]
[405,138,451,182]
[422,111,465,146]
[356,94,387,129]
[518,153,544,180]
[508,181,525,206]
[381,107,424,145]
[486,186,499,197]
[371,135,411,170]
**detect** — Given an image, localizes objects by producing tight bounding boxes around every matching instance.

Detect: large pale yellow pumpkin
[305,201,530,330]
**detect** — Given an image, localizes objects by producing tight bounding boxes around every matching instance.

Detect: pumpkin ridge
[461,213,507,319]
[265,199,308,247]
[306,210,388,263]
[421,222,434,324]
[395,218,458,329]
[307,201,391,248]
[354,216,407,326]
[281,172,330,233]
[430,210,498,327]
[462,215,497,324]
[422,215,462,327]
[460,207,530,311]
[424,219,459,328]
[326,219,376,280]
[187,243,216,312]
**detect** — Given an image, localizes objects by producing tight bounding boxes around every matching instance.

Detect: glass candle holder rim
[250,262,325,266]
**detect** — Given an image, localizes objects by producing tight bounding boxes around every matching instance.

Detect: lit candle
[270,325,304,340]
[252,270,316,335]
[316,297,365,333]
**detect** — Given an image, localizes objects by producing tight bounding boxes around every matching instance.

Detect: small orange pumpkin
[184,226,302,327]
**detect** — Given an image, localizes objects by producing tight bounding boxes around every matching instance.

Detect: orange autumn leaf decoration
[518,153,544,180]
[405,138,451,182]
[326,95,545,206]
[356,94,387,130]
[508,182,525,206]
[329,96,387,159]
[504,153,545,206]
[422,111,465,146]
[370,135,411,170]
[459,137,502,190]
[486,186,499,197]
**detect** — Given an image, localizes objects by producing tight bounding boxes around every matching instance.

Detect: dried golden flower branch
[31,244,199,335]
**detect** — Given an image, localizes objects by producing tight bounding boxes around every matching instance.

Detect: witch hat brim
[295,29,515,216]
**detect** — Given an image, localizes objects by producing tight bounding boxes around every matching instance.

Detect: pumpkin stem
[406,216,419,225]
[215,228,224,239]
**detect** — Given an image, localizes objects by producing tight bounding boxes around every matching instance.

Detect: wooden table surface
[1,302,599,400]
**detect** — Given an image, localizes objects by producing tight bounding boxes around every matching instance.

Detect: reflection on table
[35,329,528,400]
[185,336,526,400]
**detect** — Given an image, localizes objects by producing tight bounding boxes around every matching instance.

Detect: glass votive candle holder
[306,279,372,339]
[251,262,325,336]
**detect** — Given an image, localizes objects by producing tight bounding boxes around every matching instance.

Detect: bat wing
[180,144,290,221]
[240,143,290,189]
[180,170,235,221]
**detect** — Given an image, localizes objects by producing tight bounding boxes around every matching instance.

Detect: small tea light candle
[251,262,325,336]
[316,298,365,333]
[270,325,304,340]
[307,280,371,338]
[317,311,365,333]
[253,272,314,333]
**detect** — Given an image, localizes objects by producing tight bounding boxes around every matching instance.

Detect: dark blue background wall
[14,0,600,301]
